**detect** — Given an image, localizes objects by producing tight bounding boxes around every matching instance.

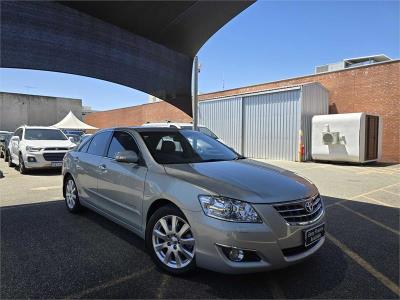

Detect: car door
[10,128,23,161]
[75,131,112,204]
[96,130,147,230]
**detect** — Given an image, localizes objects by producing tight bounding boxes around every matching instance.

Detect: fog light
[219,244,261,262]
[27,157,36,162]
[228,248,244,262]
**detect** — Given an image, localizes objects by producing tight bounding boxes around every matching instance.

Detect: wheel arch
[146,198,182,225]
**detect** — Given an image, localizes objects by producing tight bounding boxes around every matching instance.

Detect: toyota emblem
[304,200,314,213]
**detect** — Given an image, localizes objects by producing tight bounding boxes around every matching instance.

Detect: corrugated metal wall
[199,83,328,161]
[243,89,301,160]
[199,97,243,152]
[300,83,329,160]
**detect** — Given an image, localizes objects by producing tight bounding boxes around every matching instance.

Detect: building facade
[0,92,82,132]
[199,83,329,161]
[84,60,399,162]
[84,101,192,129]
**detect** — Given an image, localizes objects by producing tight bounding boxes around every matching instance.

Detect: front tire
[19,153,27,174]
[64,177,82,213]
[146,205,196,275]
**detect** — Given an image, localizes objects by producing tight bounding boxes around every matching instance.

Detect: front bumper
[186,203,326,274]
[22,151,66,169]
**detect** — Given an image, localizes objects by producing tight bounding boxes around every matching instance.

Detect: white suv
[142,122,225,144]
[8,126,76,174]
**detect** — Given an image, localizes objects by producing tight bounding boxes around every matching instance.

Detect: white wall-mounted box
[311,113,382,163]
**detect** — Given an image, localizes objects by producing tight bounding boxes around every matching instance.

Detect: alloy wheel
[65,179,77,209]
[152,215,195,269]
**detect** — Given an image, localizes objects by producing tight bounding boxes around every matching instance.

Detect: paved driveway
[1,159,399,298]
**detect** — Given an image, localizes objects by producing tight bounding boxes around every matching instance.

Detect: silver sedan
[62,127,325,275]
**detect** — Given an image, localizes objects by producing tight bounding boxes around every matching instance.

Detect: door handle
[98,164,107,171]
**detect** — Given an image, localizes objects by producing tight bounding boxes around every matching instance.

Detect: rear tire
[64,176,82,213]
[8,154,14,167]
[4,151,9,162]
[146,205,196,275]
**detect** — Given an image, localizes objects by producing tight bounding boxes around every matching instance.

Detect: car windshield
[67,135,81,143]
[140,130,238,164]
[180,126,218,140]
[25,129,67,140]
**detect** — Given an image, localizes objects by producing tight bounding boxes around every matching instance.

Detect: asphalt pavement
[0,159,399,299]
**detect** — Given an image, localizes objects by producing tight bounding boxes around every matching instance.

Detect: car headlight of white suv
[198,195,262,223]
[26,146,42,152]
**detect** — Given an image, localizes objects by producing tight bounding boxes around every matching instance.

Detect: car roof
[142,122,205,128]
[95,126,182,133]
[131,126,181,133]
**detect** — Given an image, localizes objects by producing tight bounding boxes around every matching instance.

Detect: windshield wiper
[234,155,246,160]
[200,158,227,163]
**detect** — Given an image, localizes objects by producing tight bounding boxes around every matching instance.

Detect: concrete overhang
[1,1,254,116]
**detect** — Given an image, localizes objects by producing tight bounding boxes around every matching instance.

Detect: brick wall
[84,100,191,129]
[198,61,400,163]
[84,60,399,162]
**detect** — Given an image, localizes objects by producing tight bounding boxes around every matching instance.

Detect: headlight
[68,145,76,150]
[198,195,262,223]
[26,146,42,152]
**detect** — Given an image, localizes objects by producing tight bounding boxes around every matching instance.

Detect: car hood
[25,140,74,148]
[164,159,318,204]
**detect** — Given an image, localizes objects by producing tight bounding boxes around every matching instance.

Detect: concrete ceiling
[1,1,254,116]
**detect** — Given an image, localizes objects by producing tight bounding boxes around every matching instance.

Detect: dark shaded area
[6,166,61,177]
[329,103,338,114]
[0,1,253,116]
[61,1,253,58]
[1,196,398,298]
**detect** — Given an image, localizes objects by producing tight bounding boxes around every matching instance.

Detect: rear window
[24,129,67,140]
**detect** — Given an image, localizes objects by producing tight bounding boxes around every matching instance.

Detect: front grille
[43,152,66,161]
[273,194,323,225]
[44,147,68,151]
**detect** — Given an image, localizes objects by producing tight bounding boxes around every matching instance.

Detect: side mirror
[115,150,139,164]
[11,136,20,142]
[69,137,75,142]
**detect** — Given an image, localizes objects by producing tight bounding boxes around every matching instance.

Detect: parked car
[65,133,81,144]
[62,127,325,275]
[8,126,76,174]
[142,122,225,144]
[0,131,12,160]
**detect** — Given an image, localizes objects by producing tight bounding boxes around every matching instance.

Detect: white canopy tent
[52,111,98,130]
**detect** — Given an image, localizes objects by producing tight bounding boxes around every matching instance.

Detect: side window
[87,131,112,156]
[15,129,23,139]
[107,131,140,159]
[78,138,91,153]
